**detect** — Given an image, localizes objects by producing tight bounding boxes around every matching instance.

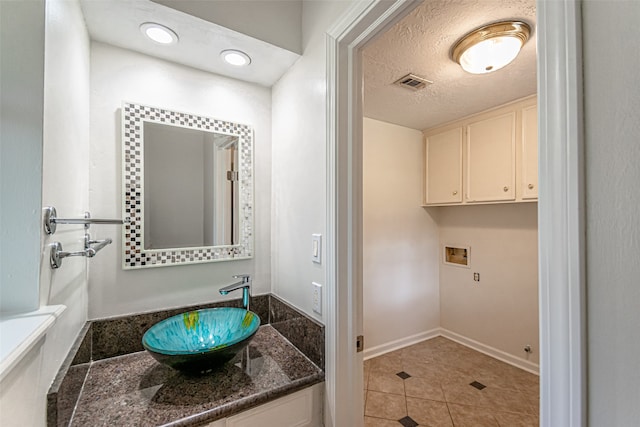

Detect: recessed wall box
[443,245,470,268]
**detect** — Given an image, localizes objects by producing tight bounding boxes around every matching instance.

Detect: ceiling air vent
[393,73,433,91]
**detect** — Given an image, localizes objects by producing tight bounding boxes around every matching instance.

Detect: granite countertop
[69,325,323,427]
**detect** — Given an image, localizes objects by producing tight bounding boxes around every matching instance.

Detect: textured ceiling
[363,0,537,130]
[80,0,300,87]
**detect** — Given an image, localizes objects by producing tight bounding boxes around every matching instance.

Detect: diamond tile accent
[396,371,411,380]
[469,380,486,390]
[398,415,419,427]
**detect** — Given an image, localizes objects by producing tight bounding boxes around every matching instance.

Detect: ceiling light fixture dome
[220,49,251,67]
[140,22,178,45]
[451,21,531,74]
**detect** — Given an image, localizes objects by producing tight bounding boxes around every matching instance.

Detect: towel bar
[44,206,129,235]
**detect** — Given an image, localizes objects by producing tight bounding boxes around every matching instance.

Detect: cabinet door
[466,112,516,202]
[424,127,463,204]
[521,105,538,199]
[226,384,321,427]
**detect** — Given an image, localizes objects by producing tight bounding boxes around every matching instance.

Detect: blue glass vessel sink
[142,307,260,373]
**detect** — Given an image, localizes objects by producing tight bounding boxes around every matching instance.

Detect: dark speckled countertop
[69,325,323,427]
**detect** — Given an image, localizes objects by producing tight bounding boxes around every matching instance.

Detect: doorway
[325,1,586,426]
[361,1,539,424]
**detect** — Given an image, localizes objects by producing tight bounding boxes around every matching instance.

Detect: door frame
[325,1,586,426]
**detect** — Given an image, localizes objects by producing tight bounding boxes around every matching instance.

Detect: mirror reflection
[143,122,239,249]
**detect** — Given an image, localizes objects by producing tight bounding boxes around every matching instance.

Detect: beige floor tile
[511,368,540,390]
[364,416,402,426]
[473,369,520,391]
[362,337,539,426]
[402,360,474,387]
[515,379,540,404]
[401,350,433,366]
[368,372,405,395]
[432,364,476,387]
[404,377,445,402]
[365,390,407,420]
[473,360,536,391]
[429,337,461,350]
[523,390,539,414]
[406,397,453,427]
[448,403,499,427]
[401,347,442,366]
[441,382,490,408]
[481,387,535,415]
[494,411,539,427]
[369,351,404,375]
[364,361,371,390]
[402,358,435,378]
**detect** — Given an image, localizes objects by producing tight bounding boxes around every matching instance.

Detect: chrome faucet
[219,274,252,311]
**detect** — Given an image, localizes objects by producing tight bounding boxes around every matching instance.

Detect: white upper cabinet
[422,96,537,206]
[521,105,538,199]
[425,127,463,204]
[465,112,516,202]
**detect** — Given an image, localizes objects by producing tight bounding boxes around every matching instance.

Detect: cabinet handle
[503,186,509,192]
[528,184,534,189]
[452,190,458,195]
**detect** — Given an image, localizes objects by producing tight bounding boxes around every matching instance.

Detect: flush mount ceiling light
[140,22,178,45]
[451,21,531,74]
[220,49,251,67]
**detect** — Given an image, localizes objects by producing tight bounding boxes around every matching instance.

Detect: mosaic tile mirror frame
[121,102,254,269]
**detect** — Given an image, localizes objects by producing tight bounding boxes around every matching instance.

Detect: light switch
[312,234,322,264]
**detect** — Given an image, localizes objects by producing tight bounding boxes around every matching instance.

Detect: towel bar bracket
[49,233,114,269]
[44,206,124,268]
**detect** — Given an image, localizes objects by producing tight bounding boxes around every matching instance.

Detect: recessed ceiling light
[140,22,178,45]
[451,21,531,74]
[220,49,251,67]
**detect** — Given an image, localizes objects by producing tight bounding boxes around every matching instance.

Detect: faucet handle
[232,274,251,283]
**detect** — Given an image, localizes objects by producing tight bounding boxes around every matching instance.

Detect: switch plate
[311,234,322,264]
[473,272,480,282]
[312,282,322,314]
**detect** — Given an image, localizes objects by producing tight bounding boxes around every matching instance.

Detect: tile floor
[363,337,539,427]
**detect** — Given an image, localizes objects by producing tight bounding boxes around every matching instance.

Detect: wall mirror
[122,102,253,269]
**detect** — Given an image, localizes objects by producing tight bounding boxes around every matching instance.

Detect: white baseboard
[439,329,539,375]
[363,328,440,360]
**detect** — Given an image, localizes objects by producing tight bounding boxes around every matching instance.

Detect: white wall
[89,42,272,319]
[437,203,539,366]
[271,0,353,322]
[152,0,302,54]
[0,1,91,425]
[0,0,45,313]
[40,0,92,380]
[362,118,440,353]
[583,1,640,425]
[361,119,539,368]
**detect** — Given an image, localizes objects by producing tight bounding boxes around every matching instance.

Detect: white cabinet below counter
[422,96,537,207]
[203,383,323,427]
